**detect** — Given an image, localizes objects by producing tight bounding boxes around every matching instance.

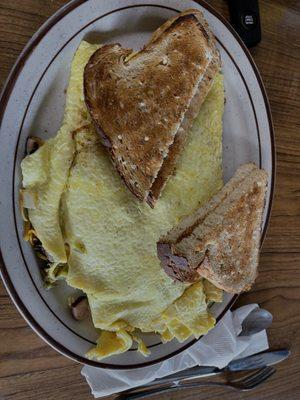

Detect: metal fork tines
[117,367,276,399]
[233,366,276,390]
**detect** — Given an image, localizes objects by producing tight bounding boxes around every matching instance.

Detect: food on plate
[157,163,268,293]
[21,26,224,360]
[69,296,89,321]
[84,9,221,207]
[20,8,267,362]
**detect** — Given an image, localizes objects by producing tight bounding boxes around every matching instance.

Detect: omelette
[21,41,224,360]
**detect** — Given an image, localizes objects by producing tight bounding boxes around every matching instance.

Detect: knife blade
[227,349,290,372]
[129,349,289,395]
[154,349,290,385]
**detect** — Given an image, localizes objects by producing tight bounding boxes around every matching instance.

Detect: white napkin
[81,304,269,398]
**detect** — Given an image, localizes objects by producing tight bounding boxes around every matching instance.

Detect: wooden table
[0,1,299,399]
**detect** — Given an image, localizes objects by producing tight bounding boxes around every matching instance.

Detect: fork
[117,367,276,399]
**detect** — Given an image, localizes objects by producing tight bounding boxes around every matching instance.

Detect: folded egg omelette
[21,41,224,360]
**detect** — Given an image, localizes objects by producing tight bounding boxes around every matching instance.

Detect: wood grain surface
[0,0,299,399]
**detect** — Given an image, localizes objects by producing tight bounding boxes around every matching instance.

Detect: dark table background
[0,1,299,399]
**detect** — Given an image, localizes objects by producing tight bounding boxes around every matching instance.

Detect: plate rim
[0,0,275,369]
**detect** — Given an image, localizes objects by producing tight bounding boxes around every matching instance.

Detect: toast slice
[84,9,221,206]
[157,163,268,293]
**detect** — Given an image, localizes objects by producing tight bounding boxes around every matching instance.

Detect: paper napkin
[81,304,269,398]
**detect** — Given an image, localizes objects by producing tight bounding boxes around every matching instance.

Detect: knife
[226,349,290,372]
[143,349,290,387]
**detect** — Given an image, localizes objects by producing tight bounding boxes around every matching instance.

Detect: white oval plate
[0,0,275,369]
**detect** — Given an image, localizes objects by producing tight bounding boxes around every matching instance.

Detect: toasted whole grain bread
[157,163,268,293]
[84,9,221,206]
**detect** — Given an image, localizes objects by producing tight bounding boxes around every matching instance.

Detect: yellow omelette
[21,41,224,360]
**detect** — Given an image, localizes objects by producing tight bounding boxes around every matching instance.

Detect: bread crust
[84,10,221,205]
[157,163,268,293]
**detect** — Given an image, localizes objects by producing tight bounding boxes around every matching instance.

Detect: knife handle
[227,0,261,47]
